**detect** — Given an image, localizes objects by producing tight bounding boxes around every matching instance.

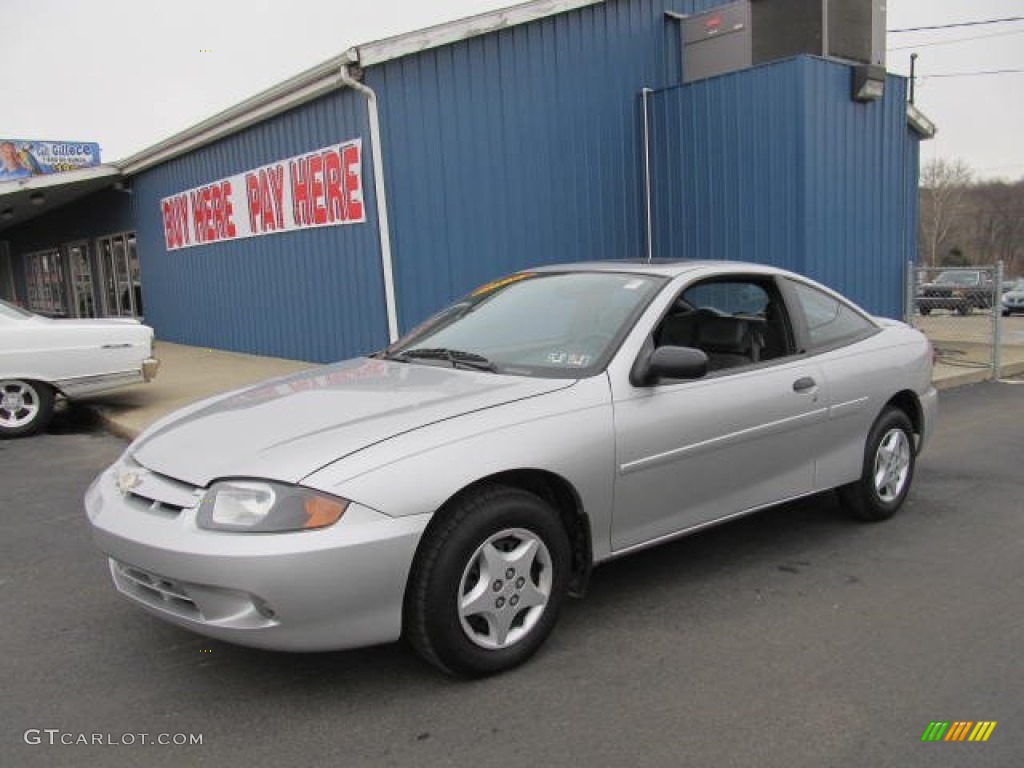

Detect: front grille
[118,458,203,518]
[112,561,202,620]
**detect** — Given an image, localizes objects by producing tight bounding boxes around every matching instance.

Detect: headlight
[197,480,349,532]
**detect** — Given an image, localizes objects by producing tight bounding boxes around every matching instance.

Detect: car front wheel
[0,379,55,438]
[839,407,915,522]
[405,485,571,676]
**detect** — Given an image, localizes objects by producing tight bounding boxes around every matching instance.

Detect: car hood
[130,357,574,487]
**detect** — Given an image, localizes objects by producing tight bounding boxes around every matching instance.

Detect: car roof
[526,259,786,279]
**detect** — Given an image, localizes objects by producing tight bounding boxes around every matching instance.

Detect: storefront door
[97,233,141,317]
[67,241,97,318]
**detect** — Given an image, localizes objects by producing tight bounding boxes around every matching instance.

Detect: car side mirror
[631,345,709,386]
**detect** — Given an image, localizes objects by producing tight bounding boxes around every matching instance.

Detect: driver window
[653,278,793,372]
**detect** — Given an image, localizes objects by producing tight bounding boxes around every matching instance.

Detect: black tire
[919,307,931,316]
[956,303,970,316]
[0,379,55,438]
[839,407,916,522]
[405,485,571,677]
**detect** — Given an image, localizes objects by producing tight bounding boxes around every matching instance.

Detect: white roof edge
[354,0,604,66]
[116,0,603,177]
[0,165,121,198]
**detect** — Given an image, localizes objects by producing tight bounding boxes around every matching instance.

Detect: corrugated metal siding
[130,89,388,362]
[370,0,713,329]
[649,56,916,318]
[800,59,914,318]
[649,58,806,271]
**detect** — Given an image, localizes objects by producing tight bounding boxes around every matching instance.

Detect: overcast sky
[1,0,1021,180]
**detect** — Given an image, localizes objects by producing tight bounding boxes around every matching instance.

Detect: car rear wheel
[405,485,571,676]
[839,407,915,522]
[0,379,55,438]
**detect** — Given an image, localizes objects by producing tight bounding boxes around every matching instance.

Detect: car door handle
[793,377,817,393]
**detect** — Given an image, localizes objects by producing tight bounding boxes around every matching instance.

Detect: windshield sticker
[547,351,592,367]
[623,279,646,291]
[471,273,535,297]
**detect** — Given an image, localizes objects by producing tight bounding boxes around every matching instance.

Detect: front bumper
[84,463,430,651]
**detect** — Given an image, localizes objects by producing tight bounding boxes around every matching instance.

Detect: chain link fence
[905,262,1022,380]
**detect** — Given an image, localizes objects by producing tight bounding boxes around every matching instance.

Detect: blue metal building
[0,0,930,363]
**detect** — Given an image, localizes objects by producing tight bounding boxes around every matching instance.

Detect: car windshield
[935,271,980,285]
[0,299,35,320]
[384,271,665,377]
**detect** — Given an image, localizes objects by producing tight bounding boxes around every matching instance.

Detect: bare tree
[919,158,973,267]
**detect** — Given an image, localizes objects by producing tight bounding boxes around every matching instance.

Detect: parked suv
[1002,278,1024,316]
[917,270,994,316]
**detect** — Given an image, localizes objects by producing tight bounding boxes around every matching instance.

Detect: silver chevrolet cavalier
[85,261,937,676]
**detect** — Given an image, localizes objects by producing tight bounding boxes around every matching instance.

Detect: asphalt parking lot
[2,383,1022,768]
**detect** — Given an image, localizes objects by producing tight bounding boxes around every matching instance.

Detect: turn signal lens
[304,496,348,529]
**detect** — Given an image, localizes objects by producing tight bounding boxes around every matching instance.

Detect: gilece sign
[160,139,365,251]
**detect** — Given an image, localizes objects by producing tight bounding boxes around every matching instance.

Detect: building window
[97,232,142,317]
[25,249,69,317]
[20,232,141,318]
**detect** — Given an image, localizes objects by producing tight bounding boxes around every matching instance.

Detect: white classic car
[0,299,159,437]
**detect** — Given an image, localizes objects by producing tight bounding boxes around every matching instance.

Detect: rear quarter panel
[813,323,934,491]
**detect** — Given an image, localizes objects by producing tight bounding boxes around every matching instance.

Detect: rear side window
[787,280,877,349]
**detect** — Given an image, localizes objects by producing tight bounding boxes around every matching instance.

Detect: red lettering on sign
[342,144,364,221]
[162,195,191,249]
[245,172,261,233]
[268,165,285,230]
[291,158,310,227]
[202,187,216,242]
[190,189,205,243]
[222,181,237,237]
[162,201,175,249]
[210,183,224,239]
[324,149,344,223]
[309,154,326,225]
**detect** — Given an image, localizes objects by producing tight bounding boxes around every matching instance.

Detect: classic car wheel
[0,379,55,438]
[918,307,931,316]
[405,486,571,676]
[839,407,915,522]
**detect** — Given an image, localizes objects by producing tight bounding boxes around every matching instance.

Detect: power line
[920,68,1024,79]
[888,28,1024,51]
[889,16,1024,33]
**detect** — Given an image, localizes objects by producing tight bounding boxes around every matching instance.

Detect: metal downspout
[641,88,654,263]
[340,64,400,343]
